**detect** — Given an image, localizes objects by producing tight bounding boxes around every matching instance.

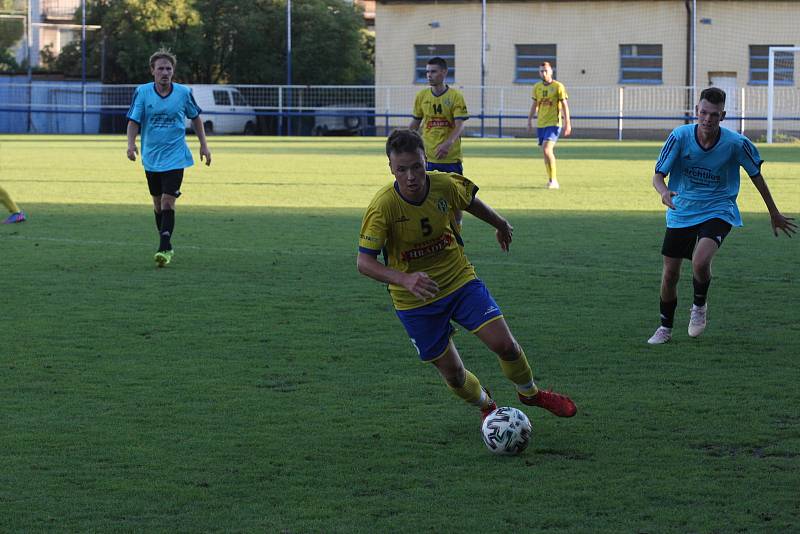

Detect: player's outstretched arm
[190,116,212,166]
[465,197,513,252]
[125,120,139,161]
[357,252,439,300]
[652,172,676,209]
[750,173,797,237]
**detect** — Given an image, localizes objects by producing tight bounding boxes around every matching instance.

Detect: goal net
[767,46,800,143]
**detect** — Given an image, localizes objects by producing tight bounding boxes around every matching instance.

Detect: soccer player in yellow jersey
[357,129,577,426]
[410,57,469,226]
[527,62,571,189]
[1,186,26,224]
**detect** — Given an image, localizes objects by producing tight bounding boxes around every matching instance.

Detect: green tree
[47,0,202,82]
[290,0,373,84]
[46,0,373,85]
[0,0,24,71]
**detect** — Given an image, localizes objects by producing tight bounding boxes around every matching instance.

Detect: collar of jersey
[430,85,450,98]
[693,124,722,152]
[394,176,430,206]
[153,82,175,99]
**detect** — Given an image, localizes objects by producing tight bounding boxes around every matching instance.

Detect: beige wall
[376,0,798,130]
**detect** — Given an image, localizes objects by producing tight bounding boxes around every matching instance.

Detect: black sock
[693,278,711,307]
[660,299,678,328]
[154,211,163,233]
[159,209,175,251]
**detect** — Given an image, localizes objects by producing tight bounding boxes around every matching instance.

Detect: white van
[186,85,257,135]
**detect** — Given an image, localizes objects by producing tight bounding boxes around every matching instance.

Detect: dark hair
[700,87,726,106]
[386,129,425,158]
[427,56,448,70]
[540,61,552,69]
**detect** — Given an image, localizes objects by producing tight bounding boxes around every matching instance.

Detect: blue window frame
[515,44,556,84]
[619,44,662,84]
[414,44,455,83]
[749,45,794,85]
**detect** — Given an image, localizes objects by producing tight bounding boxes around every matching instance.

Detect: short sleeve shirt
[655,124,763,228]
[359,171,478,310]
[412,87,469,164]
[126,82,202,172]
[532,81,568,128]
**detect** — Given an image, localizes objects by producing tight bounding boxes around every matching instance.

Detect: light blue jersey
[655,124,763,228]
[126,82,201,172]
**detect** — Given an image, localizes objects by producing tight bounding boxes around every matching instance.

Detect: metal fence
[1,81,798,139]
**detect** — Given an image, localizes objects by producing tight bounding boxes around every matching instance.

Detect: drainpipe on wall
[685,0,694,124]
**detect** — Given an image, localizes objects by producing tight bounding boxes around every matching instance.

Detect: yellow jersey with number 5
[358,171,478,310]
[412,87,469,164]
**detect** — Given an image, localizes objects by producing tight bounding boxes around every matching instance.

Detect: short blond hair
[149,48,177,69]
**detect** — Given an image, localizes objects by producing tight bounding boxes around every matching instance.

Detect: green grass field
[1,136,798,532]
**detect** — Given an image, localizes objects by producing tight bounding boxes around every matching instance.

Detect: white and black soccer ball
[481,406,532,455]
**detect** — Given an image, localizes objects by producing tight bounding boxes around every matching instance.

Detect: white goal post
[767,46,800,144]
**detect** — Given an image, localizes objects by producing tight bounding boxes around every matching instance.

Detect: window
[619,44,663,84]
[213,90,231,106]
[749,45,794,85]
[515,44,556,83]
[232,91,247,106]
[414,44,455,83]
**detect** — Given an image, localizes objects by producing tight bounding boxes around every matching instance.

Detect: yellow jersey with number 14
[358,171,478,310]
[532,80,568,128]
[412,87,469,164]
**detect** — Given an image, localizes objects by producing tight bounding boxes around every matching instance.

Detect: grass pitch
[1,136,798,532]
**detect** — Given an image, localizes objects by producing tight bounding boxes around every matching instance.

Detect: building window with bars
[414,45,455,83]
[515,44,556,84]
[749,45,795,85]
[619,44,662,84]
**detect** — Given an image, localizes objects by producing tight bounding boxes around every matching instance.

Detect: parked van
[186,85,257,135]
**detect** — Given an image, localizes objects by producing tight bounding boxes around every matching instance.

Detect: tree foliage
[45,0,373,84]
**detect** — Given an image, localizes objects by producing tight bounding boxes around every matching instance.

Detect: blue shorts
[426,161,463,175]
[395,279,503,361]
[537,126,561,146]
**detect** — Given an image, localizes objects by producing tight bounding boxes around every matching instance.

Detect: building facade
[375,0,799,135]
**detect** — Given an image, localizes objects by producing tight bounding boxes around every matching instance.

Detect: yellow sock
[544,161,552,181]
[498,350,539,397]
[0,186,19,213]
[447,369,491,409]
[549,160,557,181]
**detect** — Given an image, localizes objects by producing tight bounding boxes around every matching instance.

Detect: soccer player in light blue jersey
[126,49,211,267]
[647,87,796,344]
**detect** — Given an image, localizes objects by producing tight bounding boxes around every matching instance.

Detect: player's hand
[563,124,572,137]
[526,121,533,134]
[660,190,677,209]
[495,220,513,252]
[403,272,439,301]
[770,213,797,237]
[200,145,212,166]
[435,141,453,160]
[127,145,138,161]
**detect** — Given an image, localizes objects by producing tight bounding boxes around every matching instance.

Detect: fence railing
[0,82,798,139]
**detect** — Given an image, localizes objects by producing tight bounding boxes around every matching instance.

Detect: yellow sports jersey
[532,81,568,128]
[412,87,469,164]
[359,171,478,310]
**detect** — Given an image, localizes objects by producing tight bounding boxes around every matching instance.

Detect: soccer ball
[481,406,532,455]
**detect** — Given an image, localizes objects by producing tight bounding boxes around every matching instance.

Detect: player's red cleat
[480,387,497,420]
[518,389,577,418]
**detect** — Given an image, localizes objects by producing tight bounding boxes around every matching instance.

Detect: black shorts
[661,218,732,259]
[145,169,184,197]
